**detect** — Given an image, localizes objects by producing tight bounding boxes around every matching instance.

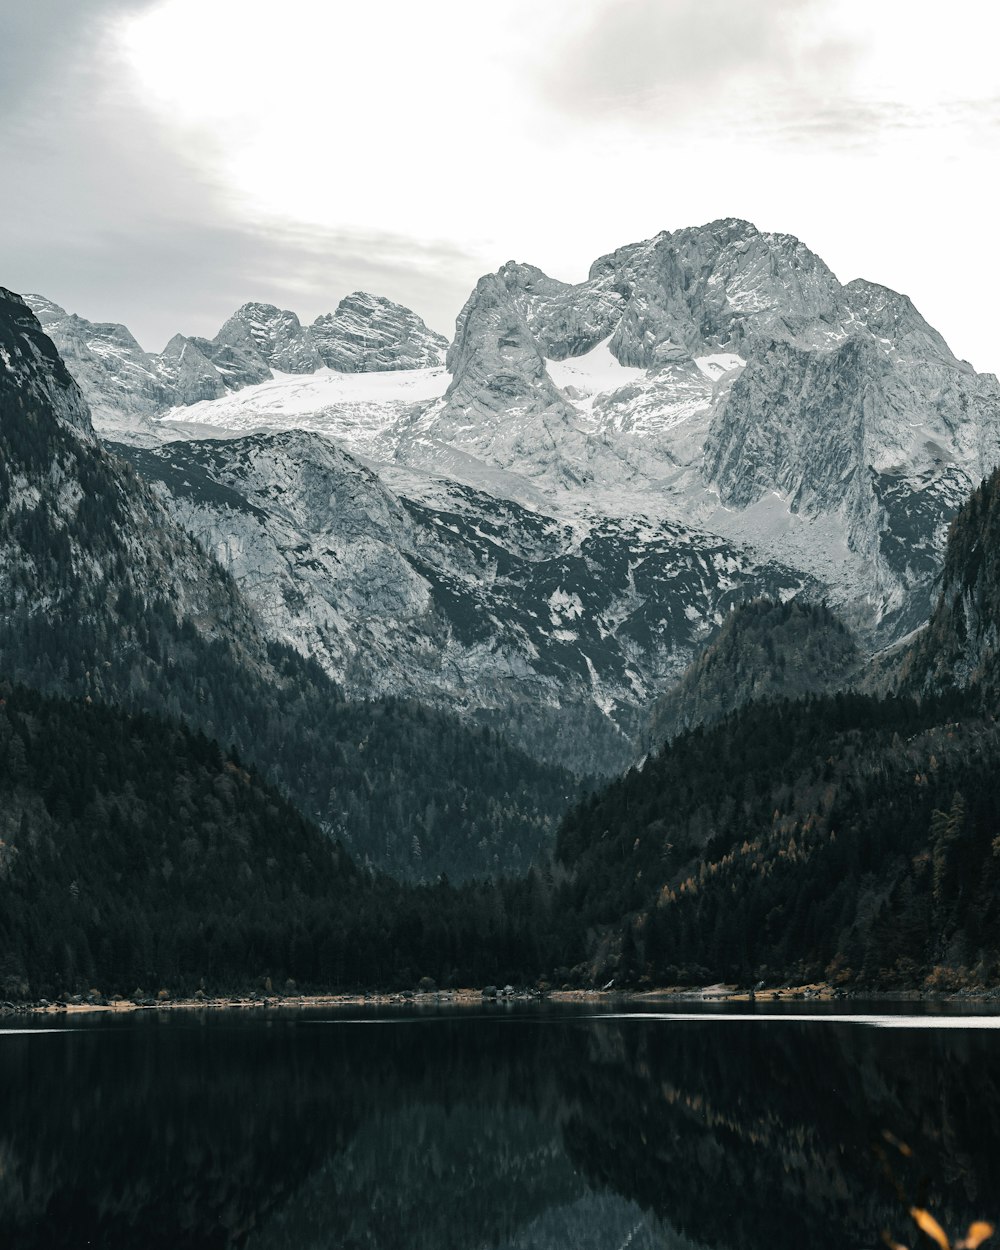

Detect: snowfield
[162,364,451,428]
[547,338,646,406]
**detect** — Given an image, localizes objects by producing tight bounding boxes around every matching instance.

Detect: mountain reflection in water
[0,1006,997,1249]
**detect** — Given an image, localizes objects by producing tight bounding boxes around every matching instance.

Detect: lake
[1,1002,998,1248]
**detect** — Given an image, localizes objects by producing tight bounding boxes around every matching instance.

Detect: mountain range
[5,215,1000,996]
[25,290,447,424]
[27,219,1000,771]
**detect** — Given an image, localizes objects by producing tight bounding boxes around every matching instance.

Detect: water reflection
[0,1007,996,1248]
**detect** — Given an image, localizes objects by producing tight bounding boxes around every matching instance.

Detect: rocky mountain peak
[20,292,173,426]
[21,293,68,326]
[444,219,846,399]
[310,291,447,373]
[842,279,961,369]
[586,218,844,363]
[496,260,554,291]
[213,302,324,375]
[23,287,448,433]
[433,271,603,491]
[156,333,228,405]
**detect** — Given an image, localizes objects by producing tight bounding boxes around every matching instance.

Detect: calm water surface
[1,1002,998,1248]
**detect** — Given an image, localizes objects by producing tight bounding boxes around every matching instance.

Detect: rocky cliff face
[117,429,813,773]
[887,467,1000,698]
[0,289,94,434]
[703,281,1000,630]
[422,219,1000,635]
[311,291,447,372]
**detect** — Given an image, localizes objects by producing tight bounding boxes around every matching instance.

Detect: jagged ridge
[22,290,448,434]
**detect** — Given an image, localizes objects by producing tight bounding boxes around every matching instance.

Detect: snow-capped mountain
[25,219,1000,767]
[139,220,999,642]
[116,430,811,772]
[417,220,1000,632]
[23,291,448,439]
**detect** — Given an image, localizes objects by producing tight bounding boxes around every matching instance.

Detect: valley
[3,218,1000,998]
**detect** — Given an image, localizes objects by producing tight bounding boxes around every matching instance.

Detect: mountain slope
[547,456,1000,990]
[888,467,1000,699]
[116,429,813,773]
[425,220,1000,635]
[0,286,575,880]
[0,288,265,681]
[132,219,1000,657]
[643,597,861,748]
[22,293,176,428]
[555,689,993,989]
[23,221,1000,769]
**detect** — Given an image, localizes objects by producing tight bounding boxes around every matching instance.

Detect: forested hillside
[554,690,1000,988]
[3,681,1000,998]
[0,684,351,996]
[643,597,861,748]
[0,686,568,998]
[543,471,1000,993]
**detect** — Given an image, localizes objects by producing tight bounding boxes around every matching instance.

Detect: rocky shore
[3,980,1000,1019]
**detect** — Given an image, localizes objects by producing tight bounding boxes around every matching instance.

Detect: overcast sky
[2,0,997,371]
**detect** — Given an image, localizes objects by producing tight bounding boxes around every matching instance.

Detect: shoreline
[4,980,1000,1018]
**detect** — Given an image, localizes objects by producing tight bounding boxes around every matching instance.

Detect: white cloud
[0,0,997,373]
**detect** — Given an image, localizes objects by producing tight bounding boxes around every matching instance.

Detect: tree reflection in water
[0,1007,996,1249]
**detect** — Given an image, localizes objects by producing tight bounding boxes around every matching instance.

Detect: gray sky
[2,0,998,372]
